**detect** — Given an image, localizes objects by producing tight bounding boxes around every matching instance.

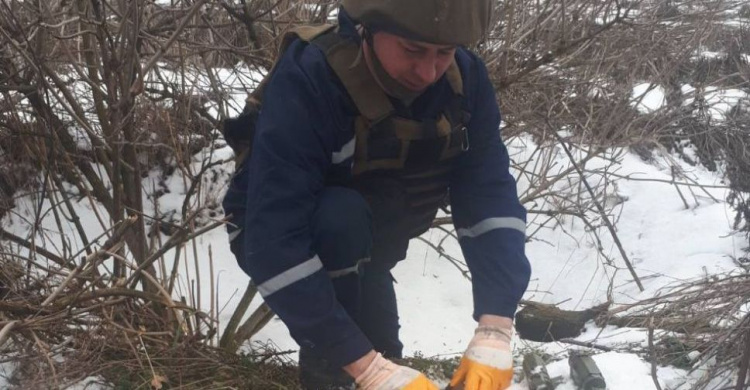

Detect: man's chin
[400,79,429,92]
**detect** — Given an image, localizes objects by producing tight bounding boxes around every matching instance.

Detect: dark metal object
[523,353,556,390]
[569,354,607,390]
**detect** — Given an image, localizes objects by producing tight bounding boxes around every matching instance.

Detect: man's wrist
[478,314,513,329]
[343,349,378,379]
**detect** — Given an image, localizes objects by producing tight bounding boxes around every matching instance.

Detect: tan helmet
[342,0,493,46]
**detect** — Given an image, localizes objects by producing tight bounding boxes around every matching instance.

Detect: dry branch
[0,0,747,388]
[552,129,644,292]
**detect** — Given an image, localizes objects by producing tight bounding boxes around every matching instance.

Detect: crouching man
[222,1,531,389]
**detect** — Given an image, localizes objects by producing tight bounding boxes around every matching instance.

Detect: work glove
[355,352,438,390]
[449,325,513,390]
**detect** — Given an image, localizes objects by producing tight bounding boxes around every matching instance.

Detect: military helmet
[342,0,493,46]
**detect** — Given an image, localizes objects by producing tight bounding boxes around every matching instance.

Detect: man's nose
[413,59,437,85]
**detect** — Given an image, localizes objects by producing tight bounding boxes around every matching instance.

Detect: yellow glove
[355,352,439,390]
[450,326,513,390]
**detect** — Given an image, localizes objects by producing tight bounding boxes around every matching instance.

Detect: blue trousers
[229,186,406,359]
[310,186,405,359]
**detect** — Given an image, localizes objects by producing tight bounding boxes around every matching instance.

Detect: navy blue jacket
[222,11,531,368]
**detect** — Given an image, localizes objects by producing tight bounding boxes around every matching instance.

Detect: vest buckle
[460,126,470,152]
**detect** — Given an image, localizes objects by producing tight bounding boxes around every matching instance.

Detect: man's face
[371,31,457,93]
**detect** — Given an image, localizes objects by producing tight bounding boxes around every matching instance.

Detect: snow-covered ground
[246,136,744,389]
[2,21,749,390]
[2,61,747,388]
[2,57,748,390]
[2,129,744,389]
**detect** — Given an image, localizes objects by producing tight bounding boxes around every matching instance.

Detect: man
[221,1,531,389]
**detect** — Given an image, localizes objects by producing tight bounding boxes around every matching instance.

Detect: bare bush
[0,232,299,388]
[601,272,750,389]
[0,0,748,388]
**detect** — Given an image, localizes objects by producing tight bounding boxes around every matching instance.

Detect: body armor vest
[222,25,471,239]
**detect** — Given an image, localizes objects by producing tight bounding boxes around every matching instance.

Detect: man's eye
[405,47,421,54]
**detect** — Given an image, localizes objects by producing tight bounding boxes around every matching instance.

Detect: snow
[632,83,667,113]
[0,361,17,387]
[695,50,724,59]
[682,84,696,105]
[143,64,265,118]
[533,352,665,390]
[2,67,749,390]
[245,136,744,389]
[703,87,747,122]
[3,1,747,387]
[66,377,107,389]
[2,129,746,389]
[680,84,747,122]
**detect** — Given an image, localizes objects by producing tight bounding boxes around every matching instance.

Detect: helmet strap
[362,26,375,48]
[362,26,421,106]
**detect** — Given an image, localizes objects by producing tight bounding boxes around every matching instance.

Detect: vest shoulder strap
[317,36,465,123]
[228,25,337,164]
[229,24,469,166]
[445,61,464,96]
[288,24,338,46]
[315,35,396,124]
[247,24,337,105]
[254,24,465,124]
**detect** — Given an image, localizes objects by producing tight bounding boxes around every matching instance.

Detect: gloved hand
[449,325,513,390]
[355,352,438,390]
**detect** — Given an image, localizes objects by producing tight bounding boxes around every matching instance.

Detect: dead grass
[0,0,749,388]
[600,272,750,389]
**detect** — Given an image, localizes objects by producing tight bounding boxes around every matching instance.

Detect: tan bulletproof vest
[248,25,471,237]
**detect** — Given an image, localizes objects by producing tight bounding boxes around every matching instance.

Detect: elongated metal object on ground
[569,354,607,390]
[523,353,556,390]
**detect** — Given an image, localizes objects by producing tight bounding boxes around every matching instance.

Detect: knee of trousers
[311,187,372,274]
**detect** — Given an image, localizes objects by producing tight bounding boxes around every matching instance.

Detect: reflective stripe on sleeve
[327,257,369,279]
[457,217,526,239]
[332,136,356,164]
[257,255,324,297]
[328,265,359,279]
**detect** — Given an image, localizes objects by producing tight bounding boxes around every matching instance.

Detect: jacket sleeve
[239,41,372,367]
[450,53,531,320]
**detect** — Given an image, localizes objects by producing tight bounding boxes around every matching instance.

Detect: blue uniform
[222,11,530,369]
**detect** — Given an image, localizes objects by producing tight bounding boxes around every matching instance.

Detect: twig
[125,218,225,290]
[649,317,663,390]
[136,0,211,92]
[671,166,690,210]
[557,338,613,352]
[431,216,453,227]
[220,280,258,351]
[138,334,157,385]
[41,264,83,306]
[234,303,275,346]
[55,288,189,310]
[0,320,19,349]
[416,236,471,281]
[0,228,67,268]
[584,170,731,190]
[737,314,750,390]
[678,168,722,203]
[251,349,297,363]
[209,244,216,346]
[552,129,644,292]
[31,330,58,387]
